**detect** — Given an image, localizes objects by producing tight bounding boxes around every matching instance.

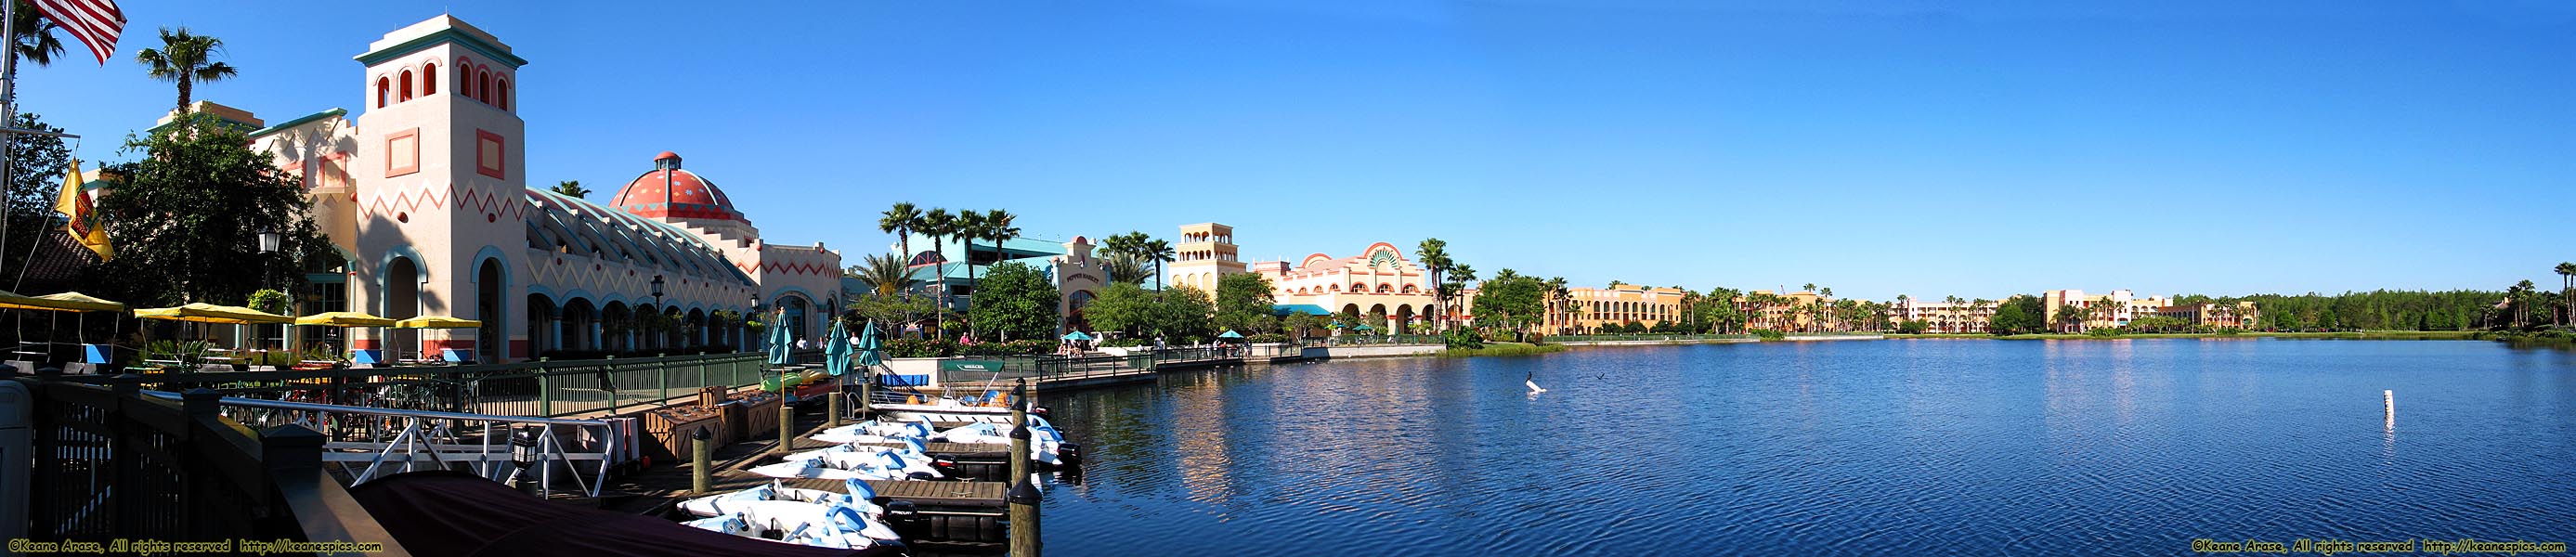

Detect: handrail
[139,390,609,425]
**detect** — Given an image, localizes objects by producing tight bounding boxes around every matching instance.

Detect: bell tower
[1169,223,1245,291]
[345,15,532,361]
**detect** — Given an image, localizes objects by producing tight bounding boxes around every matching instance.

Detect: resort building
[1882,297,2003,333]
[890,232,1109,334]
[215,16,846,361]
[2149,302,2262,330]
[2039,290,2171,331]
[1249,241,1440,334]
[1549,285,1687,333]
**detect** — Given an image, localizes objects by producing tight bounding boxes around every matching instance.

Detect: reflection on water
[1040,340,2576,555]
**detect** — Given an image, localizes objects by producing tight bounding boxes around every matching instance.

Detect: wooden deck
[600,403,1014,548]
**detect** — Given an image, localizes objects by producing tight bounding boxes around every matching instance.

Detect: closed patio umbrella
[824,318,852,377]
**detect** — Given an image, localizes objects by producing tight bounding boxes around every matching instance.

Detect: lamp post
[256,227,280,351]
[650,275,666,349]
[748,292,761,352]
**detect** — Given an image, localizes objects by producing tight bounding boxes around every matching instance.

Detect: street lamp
[650,275,666,306]
[255,227,280,352]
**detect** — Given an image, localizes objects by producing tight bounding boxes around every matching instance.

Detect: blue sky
[20,1,2575,300]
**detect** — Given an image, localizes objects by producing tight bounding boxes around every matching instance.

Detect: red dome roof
[608,152,743,222]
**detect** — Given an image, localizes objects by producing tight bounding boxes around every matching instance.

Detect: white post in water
[2383,390,2395,424]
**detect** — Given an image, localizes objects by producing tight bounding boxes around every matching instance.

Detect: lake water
[1035,340,2576,555]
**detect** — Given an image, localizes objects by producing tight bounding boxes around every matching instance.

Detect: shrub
[2215,328,2245,336]
[886,338,958,358]
[1444,328,1484,349]
[2085,327,2123,338]
[1750,329,1786,342]
[1245,333,1289,344]
[1895,319,1931,334]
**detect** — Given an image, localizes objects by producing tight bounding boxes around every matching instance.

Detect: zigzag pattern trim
[741,260,838,276]
[525,252,755,305]
[359,183,531,220]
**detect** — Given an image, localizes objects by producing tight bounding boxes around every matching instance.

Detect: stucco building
[232,16,842,361]
[1249,241,1440,333]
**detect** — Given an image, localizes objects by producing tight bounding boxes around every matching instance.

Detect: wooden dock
[600,403,1015,551]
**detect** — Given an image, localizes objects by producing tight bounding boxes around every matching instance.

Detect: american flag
[31,0,125,65]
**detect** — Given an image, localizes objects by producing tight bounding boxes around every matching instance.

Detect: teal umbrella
[855,320,884,367]
[1217,330,1243,339]
[1061,330,1093,341]
[1353,323,1375,331]
[824,318,852,376]
[765,308,793,367]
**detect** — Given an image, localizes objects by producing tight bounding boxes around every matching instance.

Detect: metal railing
[57,349,825,418]
[149,389,618,498]
[1323,334,1439,346]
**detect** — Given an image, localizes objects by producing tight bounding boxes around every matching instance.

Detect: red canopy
[346,471,896,557]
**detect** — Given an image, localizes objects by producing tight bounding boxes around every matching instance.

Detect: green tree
[1085,282,1153,337]
[1213,272,1277,335]
[1415,238,1451,330]
[966,262,1059,343]
[1142,238,1175,291]
[1,113,70,281]
[969,209,1021,337]
[878,201,921,298]
[845,253,911,299]
[1151,285,1217,341]
[2054,304,2090,332]
[89,112,326,306]
[549,180,589,199]
[1283,310,1319,342]
[846,294,935,336]
[2556,262,2575,327]
[134,27,239,114]
[1471,269,1548,341]
[917,208,957,328]
[1987,294,2046,335]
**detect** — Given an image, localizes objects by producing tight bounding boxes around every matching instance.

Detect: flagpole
[0,0,19,290]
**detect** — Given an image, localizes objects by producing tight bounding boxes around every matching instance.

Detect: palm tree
[1416,239,1450,330]
[878,202,921,298]
[850,253,911,298]
[1443,263,1476,329]
[1802,282,1816,293]
[979,209,1021,341]
[953,210,989,336]
[10,1,63,83]
[917,208,956,330]
[135,27,240,114]
[1142,238,1175,291]
[1546,277,1571,334]
[2556,262,2575,327]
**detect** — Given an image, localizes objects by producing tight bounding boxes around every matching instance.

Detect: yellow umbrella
[30,291,124,312]
[395,316,482,365]
[296,311,397,327]
[135,303,293,324]
[0,289,61,311]
[393,316,481,329]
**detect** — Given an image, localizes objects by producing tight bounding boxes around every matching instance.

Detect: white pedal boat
[748,446,944,481]
[680,478,885,518]
[680,499,901,549]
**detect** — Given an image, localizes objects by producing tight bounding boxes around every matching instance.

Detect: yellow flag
[55,159,111,261]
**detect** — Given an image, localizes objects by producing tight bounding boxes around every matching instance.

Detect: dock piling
[828,384,844,428]
[690,427,711,494]
[2384,389,2395,424]
[777,371,795,456]
[1008,478,1041,557]
[1009,380,1030,485]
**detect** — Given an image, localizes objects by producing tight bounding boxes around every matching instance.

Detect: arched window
[375,77,389,108]
[423,62,437,95]
[399,70,413,101]
[478,69,492,104]
[458,59,474,99]
[496,79,509,110]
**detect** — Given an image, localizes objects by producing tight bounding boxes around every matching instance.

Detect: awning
[30,291,125,311]
[1271,304,1334,317]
